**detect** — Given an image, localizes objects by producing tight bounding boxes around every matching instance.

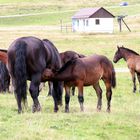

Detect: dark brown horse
[48,50,85,96]
[113,46,140,93]
[42,54,116,113]
[6,36,63,113]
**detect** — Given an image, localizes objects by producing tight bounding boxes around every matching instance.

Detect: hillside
[0,0,139,27]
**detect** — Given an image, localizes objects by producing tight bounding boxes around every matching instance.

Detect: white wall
[72,18,114,33]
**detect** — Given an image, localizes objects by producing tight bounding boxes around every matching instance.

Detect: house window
[95,19,100,25]
[86,20,88,26]
[77,20,79,26]
[83,19,85,26]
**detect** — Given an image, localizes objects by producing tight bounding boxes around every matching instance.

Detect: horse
[113,46,140,93]
[0,61,10,93]
[0,49,47,93]
[42,54,116,113]
[7,36,63,113]
[48,50,85,96]
[60,50,85,65]
[0,49,8,64]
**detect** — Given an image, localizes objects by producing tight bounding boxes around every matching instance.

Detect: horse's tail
[14,40,27,106]
[110,62,116,88]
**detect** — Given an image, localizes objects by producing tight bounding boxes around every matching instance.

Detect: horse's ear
[117,46,120,50]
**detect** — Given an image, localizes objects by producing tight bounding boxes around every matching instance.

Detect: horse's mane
[78,54,85,58]
[121,47,139,55]
[57,59,76,73]
[42,39,56,48]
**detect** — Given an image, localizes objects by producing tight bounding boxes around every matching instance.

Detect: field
[0,0,140,140]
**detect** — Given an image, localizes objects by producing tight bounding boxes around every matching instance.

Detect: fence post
[66,25,68,33]
[60,20,62,32]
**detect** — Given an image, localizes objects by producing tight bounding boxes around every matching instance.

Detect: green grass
[0,0,139,26]
[0,73,140,140]
[0,1,140,139]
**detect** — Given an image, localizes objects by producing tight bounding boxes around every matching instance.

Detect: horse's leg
[71,86,75,96]
[77,83,84,111]
[39,82,45,92]
[29,73,41,113]
[93,83,102,111]
[48,81,53,96]
[104,81,112,113]
[136,72,140,92]
[64,85,70,112]
[52,81,63,112]
[130,70,136,93]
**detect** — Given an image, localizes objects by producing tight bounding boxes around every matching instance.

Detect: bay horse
[113,46,140,93]
[42,54,116,113]
[0,61,10,93]
[60,51,85,96]
[48,50,85,96]
[7,36,63,113]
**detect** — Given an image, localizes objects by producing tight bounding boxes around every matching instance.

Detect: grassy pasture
[0,27,139,67]
[0,0,140,140]
[0,73,140,140]
[0,1,139,26]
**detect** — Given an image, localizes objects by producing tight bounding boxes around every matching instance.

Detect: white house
[72,7,115,33]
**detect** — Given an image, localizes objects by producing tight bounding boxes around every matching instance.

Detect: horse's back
[60,51,83,65]
[75,54,114,85]
[8,36,43,53]
[8,36,47,79]
[127,55,140,72]
[42,39,62,70]
[79,54,109,67]
[71,55,104,85]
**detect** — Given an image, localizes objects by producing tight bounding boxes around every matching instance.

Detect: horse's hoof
[36,104,42,112]
[80,106,84,112]
[97,106,101,112]
[18,110,22,114]
[65,109,69,113]
[54,108,58,113]
[58,100,63,106]
[106,109,111,113]
[96,108,101,112]
[133,88,136,93]
[32,104,41,113]
[32,105,36,113]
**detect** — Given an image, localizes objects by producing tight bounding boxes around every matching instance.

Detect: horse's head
[42,68,55,81]
[113,46,123,63]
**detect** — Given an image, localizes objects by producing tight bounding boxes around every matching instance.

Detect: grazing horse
[0,61,10,92]
[7,36,63,113]
[48,50,85,96]
[113,46,140,93]
[42,54,116,113]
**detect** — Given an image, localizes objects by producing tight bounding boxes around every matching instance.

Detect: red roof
[72,7,115,19]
